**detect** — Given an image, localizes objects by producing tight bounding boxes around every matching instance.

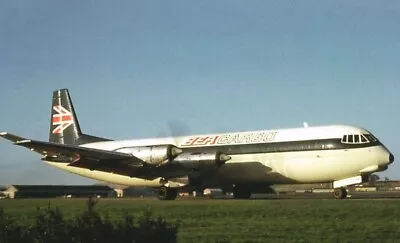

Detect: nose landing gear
[333,187,348,199]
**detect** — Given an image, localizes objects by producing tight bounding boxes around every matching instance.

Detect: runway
[183,190,400,200]
[265,191,400,199]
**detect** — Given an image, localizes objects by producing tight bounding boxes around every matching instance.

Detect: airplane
[0,89,395,200]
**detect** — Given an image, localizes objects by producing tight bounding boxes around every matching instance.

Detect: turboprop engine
[115,145,183,165]
[171,151,231,169]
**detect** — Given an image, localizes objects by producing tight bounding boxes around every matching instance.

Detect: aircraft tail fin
[49,89,111,145]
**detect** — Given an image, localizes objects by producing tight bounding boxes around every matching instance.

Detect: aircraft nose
[389,153,394,164]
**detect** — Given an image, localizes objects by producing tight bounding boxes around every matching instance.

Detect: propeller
[167,120,191,137]
[156,120,192,147]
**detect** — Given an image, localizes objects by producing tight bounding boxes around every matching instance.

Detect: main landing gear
[233,186,252,199]
[157,186,178,200]
[333,187,348,199]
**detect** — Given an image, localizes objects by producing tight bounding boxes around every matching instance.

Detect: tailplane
[49,89,111,145]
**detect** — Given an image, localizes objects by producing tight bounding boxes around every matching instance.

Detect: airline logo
[52,105,73,134]
[181,131,277,147]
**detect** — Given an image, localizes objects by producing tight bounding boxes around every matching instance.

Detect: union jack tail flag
[52,105,74,134]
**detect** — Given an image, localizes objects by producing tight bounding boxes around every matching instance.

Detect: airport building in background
[1,185,115,199]
[1,180,400,199]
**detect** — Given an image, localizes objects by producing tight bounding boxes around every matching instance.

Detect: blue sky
[0,1,399,184]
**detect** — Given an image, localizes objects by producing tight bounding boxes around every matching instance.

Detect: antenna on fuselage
[303,122,309,128]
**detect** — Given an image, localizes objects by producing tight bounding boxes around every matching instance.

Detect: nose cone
[376,146,394,167]
[389,153,394,164]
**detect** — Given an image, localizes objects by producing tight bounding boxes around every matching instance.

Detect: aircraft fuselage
[45,124,394,191]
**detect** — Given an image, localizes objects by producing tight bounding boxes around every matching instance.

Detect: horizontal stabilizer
[0,132,27,143]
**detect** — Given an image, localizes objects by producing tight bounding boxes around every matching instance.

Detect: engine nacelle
[115,145,183,165]
[172,151,231,169]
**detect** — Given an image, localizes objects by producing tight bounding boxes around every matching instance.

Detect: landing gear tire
[333,187,347,199]
[157,187,178,200]
[233,187,251,199]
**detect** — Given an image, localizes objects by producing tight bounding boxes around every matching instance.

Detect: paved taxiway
[91,191,400,200]
[255,191,400,199]
[181,191,400,200]
[4,191,399,201]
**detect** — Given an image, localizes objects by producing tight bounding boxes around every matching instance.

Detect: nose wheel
[157,186,178,200]
[333,187,348,199]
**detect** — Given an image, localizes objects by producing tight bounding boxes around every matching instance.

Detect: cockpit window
[363,134,377,142]
[348,135,354,143]
[341,133,376,144]
[360,135,368,143]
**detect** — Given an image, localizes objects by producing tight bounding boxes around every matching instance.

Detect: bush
[0,197,179,243]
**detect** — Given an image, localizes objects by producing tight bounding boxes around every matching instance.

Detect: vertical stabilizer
[49,89,82,144]
[49,89,111,145]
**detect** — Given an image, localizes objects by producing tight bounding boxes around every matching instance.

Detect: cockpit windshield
[341,134,378,144]
[363,134,377,142]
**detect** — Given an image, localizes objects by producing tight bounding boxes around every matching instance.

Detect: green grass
[1,198,400,243]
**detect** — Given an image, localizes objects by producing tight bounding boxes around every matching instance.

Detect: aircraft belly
[205,153,294,185]
[45,162,163,187]
[210,162,295,185]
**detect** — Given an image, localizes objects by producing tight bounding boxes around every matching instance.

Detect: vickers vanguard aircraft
[0,89,395,200]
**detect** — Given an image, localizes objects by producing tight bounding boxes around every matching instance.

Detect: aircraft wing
[0,132,146,167]
[1,132,188,180]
